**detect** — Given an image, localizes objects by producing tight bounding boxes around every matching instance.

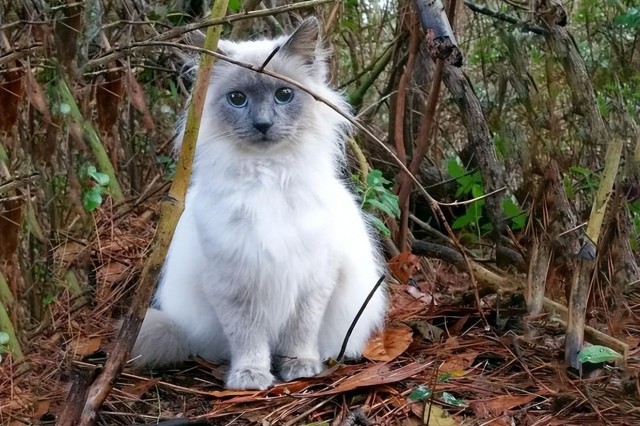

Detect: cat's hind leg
[318,257,387,361]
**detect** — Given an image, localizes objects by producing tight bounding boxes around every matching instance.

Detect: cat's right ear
[281,17,322,66]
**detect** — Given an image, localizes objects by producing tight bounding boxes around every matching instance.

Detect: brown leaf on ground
[364,323,414,361]
[124,378,161,399]
[470,394,537,417]
[438,350,479,376]
[313,361,432,396]
[125,68,154,130]
[409,403,460,426]
[71,337,102,358]
[388,251,421,284]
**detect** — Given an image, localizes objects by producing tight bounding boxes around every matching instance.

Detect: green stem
[0,298,23,362]
[56,74,125,204]
[347,45,394,111]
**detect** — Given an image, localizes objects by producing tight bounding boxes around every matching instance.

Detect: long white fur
[132,18,387,390]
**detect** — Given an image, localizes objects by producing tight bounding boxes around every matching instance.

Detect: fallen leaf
[470,394,537,417]
[410,403,460,426]
[388,251,420,284]
[34,399,52,418]
[438,351,478,376]
[409,320,444,342]
[406,285,434,305]
[71,337,102,357]
[364,323,413,362]
[312,361,432,397]
[423,403,459,426]
[125,378,161,399]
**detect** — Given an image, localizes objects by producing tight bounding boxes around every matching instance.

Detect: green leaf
[368,215,390,236]
[88,169,110,187]
[452,213,474,229]
[43,294,56,305]
[228,0,242,12]
[503,196,528,230]
[446,158,466,179]
[366,169,391,188]
[83,188,103,212]
[0,331,9,346]
[578,345,623,364]
[366,198,398,218]
[470,183,484,199]
[408,386,432,402]
[438,372,453,382]
[440,391,467,407]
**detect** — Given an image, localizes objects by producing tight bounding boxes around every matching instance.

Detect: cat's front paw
[226,368,274,390]
[277,357,323,382]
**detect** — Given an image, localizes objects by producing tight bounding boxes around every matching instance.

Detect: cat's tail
[130,308,190,368]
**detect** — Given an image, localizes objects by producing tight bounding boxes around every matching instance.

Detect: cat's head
[195,18,349,155]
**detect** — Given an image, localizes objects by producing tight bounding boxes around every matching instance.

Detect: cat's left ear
[281,17,327,77]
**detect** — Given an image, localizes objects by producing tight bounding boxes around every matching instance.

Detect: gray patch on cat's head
[200,18,333,152]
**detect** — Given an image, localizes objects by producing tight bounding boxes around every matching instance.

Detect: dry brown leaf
[33,399,52,418]
[0,68,25,135]
[71,336,102,357]
[0,198,24,261]
[470,394,537,417]
[124,378,161,399]
[125,68,154,130]
[26,67,50,123]
[388,251,421,284]
[313,361,432,396]
[409,403,460,426]
[96,69,124,134]
[363,323,413,362]
[438,351,478,376]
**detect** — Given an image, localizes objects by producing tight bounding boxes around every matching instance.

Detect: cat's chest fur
[190,155,337,291]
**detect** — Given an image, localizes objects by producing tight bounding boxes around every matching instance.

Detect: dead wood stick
[414,0,462,65]
[73,2,229,424]
[412,241,519,293]
[413,240,630,360]
[543,298,630,361]
[541,5,620,370]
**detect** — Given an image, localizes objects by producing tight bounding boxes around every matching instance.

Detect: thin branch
[84,0,333,69]
[336,275,386,362]
[463,1,547,35]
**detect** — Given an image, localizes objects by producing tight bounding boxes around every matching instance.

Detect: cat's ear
[281,17,322,65]
[185,30,231,57]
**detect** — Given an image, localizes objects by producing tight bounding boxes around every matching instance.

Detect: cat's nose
[253,122,273,135]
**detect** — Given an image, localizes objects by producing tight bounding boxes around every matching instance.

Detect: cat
[131,17,387,390]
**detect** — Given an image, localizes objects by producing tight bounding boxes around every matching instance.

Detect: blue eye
[227,91,247,108]
[274,87,294,104]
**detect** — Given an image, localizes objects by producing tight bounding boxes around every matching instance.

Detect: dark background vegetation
[1,0,639,424]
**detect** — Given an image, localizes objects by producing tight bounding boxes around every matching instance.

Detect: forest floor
[2,197,640,426]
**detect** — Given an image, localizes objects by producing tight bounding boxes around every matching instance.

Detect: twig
[336,275,386,362]
[463,1,547,35]
[84,0,334,69]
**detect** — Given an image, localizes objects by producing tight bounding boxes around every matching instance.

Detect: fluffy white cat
[131,17,387,390]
